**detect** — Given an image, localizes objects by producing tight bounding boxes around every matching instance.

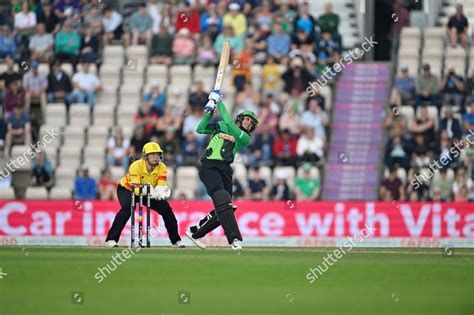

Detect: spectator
[246,167,268,201]
[5,104,31,154]
[22,60,47,118]
[410,105,436,148]
[102,6,125,45]
[182,108,206,150]
[14,1,37,48]
[463,101,474,134]
[317,31,340,64]
[197,34,217,66]
[0,56,22,105]
[262,55,282,98]
[416,64,439,108]
[436,130,457,168]
[147,0,162,34]
[107,127,130,170]
[282,58,313,95]
[188,81,208,112]
[256,105,278,136]
[172,28,196,65]
[255,2,273,31]
[297,127,324,164]
[232,178,245,200]
[150,23,173,65]
[300,98,329,140]
[160,127,180,167]
[143,82,166,116]
[36,1,60,34]
[54,0,80,22]
[383,104,407,131]
[175,2,201,36]
[129,125,149,160]
[390,65,416,106]
[293,2,317,38]
[431,169,453,201]
[267,23,291,62]
[74,165,97,200]
[11,0,36,13]
[214,25,244,55]
[29,23,54,63]
[276,2,297,33]
[273,129,298,167]
[68,61,102,108]
[98,168,116,200]
[154,106,183,137]
[291,28,313,49]
[406,167,430,201]
[128,3,153,46]
[83,4,102,28]
[380,165,405,201]
[439,106,462,140]
[453,167,472,197]
[181,132,200,166]
[318,3,341,46]
[250,124,274,167]
[440,67,464,107]
[270,169,291,201]
[3,80,25,118]
[234,83,261,116]
[31,151,53,187]
[294,163,320,201]
[0,25,17,59]
[134,103,157,134]
[232,40,253,92]
[385,125,412,170]
[454,186,469,201]
[80,26,100,64]
[447,3,469,48]
[223,3,247,36]
[54,20,81,67]
[411,134,431,169]
[251,24,271,64]
[200,3,222,42]
[47,60,72,104]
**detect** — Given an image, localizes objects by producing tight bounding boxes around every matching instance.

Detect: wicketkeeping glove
[150,185,171,200]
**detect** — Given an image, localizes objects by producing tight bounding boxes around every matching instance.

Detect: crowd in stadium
[0,0,340,201]
[382,2,474,202]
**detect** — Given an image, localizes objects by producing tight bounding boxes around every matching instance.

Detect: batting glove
[208,90,222,103]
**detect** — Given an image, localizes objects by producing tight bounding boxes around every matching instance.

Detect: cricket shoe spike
[186,230,206,249]
[231,239,242,251]
[172,240,186,248]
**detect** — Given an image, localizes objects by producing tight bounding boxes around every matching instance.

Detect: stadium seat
[69,104,91,126]
[231,164,247,186]
[401,105,415,126]
[166,167,174,190]
[175,166,199,192]
[102,45,125,66]
[116,105,137,126]
[193,65,216,91]
[110,166,126,182]
[25,187,48,200]
[39,125,62,148]
[0,187,15,199]
[172,187,194,200]
[59,146,83,164]
[45,103,67,127]
[273,166,296,188]
[146,64,169,87]
[44,146,59,167]
[83,146,106,168]
[256,166,272,186]
[87,125,110,145]
[49,186,73,199]
[60,63,74,76]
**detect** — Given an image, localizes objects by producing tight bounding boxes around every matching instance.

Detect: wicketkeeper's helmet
[142,142,163,155]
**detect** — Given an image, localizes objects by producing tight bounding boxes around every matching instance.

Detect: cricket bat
[214,40,230,91]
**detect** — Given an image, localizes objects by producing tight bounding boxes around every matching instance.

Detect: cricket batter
[186,90,258,250]
[105,142,184,248]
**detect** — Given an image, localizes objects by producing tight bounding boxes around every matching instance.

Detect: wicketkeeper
[186,90,259,250]
[105,142,184,248]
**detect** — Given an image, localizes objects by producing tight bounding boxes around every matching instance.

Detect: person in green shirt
[186,90,259,251]
[295,163,320,201]
[318,3,341,46]
[54,20,81,67]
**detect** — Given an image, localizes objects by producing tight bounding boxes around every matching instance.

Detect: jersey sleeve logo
[219,133,236,142]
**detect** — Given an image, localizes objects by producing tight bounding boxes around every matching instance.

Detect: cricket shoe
[105,240,118,248]
[185,230,206,249]
[231,239,242,251]
[172,241,186,248]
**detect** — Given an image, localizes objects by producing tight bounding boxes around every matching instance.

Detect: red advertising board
[0,201,473,247]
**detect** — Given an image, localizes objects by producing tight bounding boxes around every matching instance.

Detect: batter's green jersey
[196,101,250,163]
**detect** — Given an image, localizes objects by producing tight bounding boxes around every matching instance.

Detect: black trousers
[106,185,181,244]
[199,159,233,197]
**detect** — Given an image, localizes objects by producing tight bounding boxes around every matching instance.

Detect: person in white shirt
[102,6,125,45]
[67,62,102,108]
[296,127,324,164]
[14,2,37,46]
[29,23,54,62]
[147,0,162,34]
[106,127,130,170]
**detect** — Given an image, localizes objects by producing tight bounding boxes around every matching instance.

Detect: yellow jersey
[119,159,168,195]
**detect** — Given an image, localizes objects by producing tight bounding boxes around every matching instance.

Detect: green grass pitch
[0,247,473,315]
